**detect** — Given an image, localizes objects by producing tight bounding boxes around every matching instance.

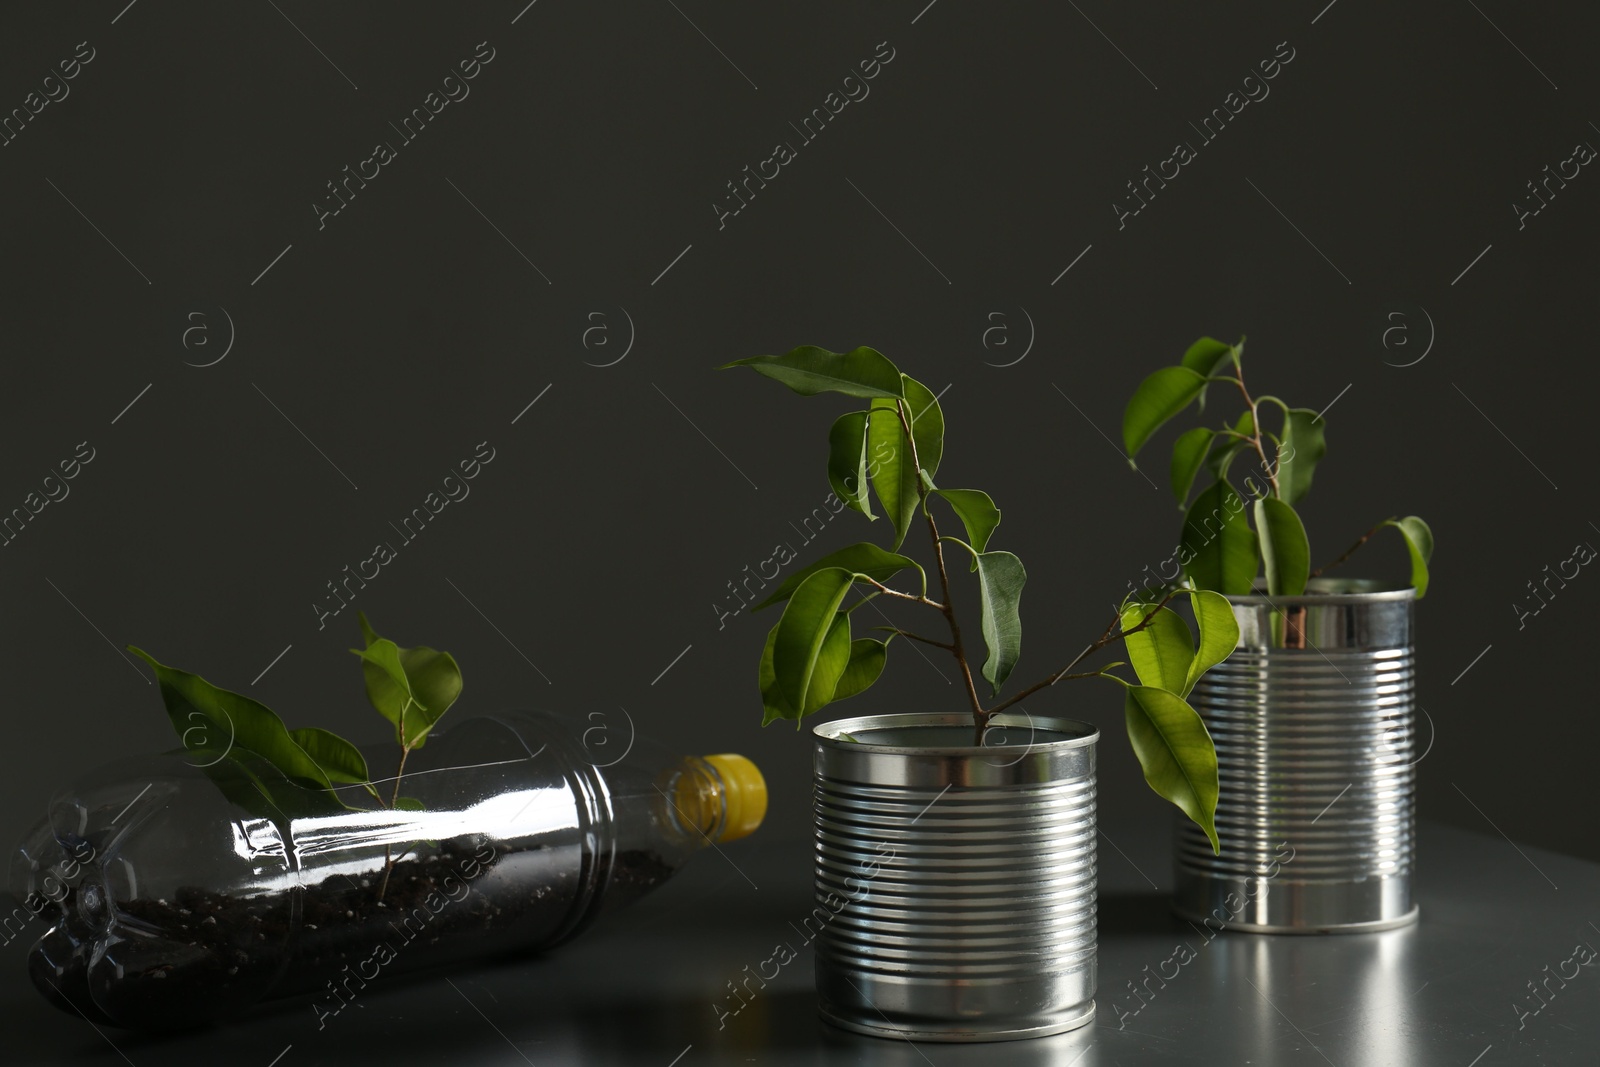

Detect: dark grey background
[0,0,1595,1035]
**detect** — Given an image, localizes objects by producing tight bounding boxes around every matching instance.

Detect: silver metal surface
[1175,578,1418,933]
[811,712,1098,1041]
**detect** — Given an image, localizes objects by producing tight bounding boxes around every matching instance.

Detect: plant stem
[888,401,988,740]
[857,575,943,610]
[876,627,955,650]
[376,727,414,902]
[1309,518,1393,579]
[1228,367,1280,498]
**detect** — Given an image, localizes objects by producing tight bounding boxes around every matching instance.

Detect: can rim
[1225,577,1417,605]
[812,711,1099,755]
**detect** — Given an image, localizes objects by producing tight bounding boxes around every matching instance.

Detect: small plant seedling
[725,344,1239,851]
[1122,335,1434,599]
[130,613,462,897]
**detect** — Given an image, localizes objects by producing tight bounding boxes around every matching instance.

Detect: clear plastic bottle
[5,712,766,1029]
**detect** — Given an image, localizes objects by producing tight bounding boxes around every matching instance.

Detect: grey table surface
[5,819,1598,1067]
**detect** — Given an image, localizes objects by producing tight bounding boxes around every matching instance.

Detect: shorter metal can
[812,712,1098,1041]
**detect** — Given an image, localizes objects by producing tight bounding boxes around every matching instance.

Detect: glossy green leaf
[289,727,371,786]
[351,638,418,736]
[833,638,889,702]
[757,623,791,727]
[933,489,1001,570]
[757,618,852,727]
[1120,603,1193,693]
[1123,684,1220,853]
[827,411,876,520]
[772,568,857,715]
[721,345,904,399]
[1170,427,1215,509]
[755,542,920,610]
[970,550,1027,695]
[190,751,346,840]
[900,374,945,479]
[1184,337,1234,413]
[352,615,463,749]
[1181,480,1258,595]
[1255,496,1310,597]
[128,647,331,789]
[392,646,462,749]
[759,614,853,727]
[1124,366,1207,460]
[1277,408,1327,506]
[1387,515,1434,598]
[867,404,919,549]
[1184,590,1240,698]
[1181,337,1235,377]
[393,797,425,811]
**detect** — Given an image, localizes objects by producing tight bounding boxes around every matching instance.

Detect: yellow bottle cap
[703,753,767,843]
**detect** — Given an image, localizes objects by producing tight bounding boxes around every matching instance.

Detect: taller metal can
[1174,580,1418,933]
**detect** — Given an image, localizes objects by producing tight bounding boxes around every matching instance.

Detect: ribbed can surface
[812,713,1098,1041]
[1174,580,1418,933]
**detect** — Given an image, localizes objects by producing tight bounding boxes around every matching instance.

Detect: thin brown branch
[1309,518,1393,579]
[876,627,955,651]
[1230,366,1280,498]
[856,575,944,610]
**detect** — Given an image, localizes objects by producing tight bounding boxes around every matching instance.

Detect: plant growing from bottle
[724,345,1237,850]
[1121,335,1434,600]
[129,614,462,896]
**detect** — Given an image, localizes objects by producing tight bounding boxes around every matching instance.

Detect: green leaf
[827,411,876,520]
[289,727,371,785]
[1387,516,1434,598]
[969,549,1026,695]
[1181,480,1258,595]
[1184,590,1240,698]
[189,751,345,842]
[1169,427,1215,508]
[1255,496,1310,597]
[757,623,792,727]
[128,647,332,789]
[1181,337,1235,378]
[932,488,1001,570]
[1277,408,1327,506]
[1123,685,1220,853]
[833,638,889,702]
[1124,366,1207,460]
[900,374,944,479]
[1120,604,1194,693]
[863,374,945,548]
[1183,337,1235,413]
[351,638,417,737]
[393,797,425,811]
[867,405,918,550]
[755,542,920,610]
[721,345,904,400]
[772,568,857,714]
[352,616,464,749]
[394,647,462,749]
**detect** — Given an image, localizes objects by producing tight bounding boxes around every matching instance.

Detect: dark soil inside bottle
[33,841,677,1030]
